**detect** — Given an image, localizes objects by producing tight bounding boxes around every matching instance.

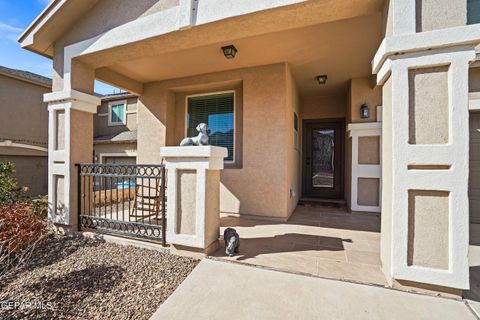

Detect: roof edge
[18,0,63,44]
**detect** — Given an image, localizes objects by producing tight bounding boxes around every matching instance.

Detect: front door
[303,119,345,199]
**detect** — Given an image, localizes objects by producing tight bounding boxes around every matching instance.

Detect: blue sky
[0,0,120,95]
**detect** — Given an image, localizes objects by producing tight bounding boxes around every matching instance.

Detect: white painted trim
[46,90,100,226]
[347,122,382,213]
[98,152,137,164]
[372,24,480,75]
[107,100,127,126]
[0,140,48,153]
[184,90,236,164]
[386,47,476,289]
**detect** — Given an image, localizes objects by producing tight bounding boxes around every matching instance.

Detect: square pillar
[44,90,100,229]
[160,146,227,253]
[380,47,476,290]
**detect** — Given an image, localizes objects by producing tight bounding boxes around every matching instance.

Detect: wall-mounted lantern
[316,75,328,85]
[221,45,238,59]
[360,103,370,119]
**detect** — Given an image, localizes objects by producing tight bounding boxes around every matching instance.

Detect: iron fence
[76,163,166,245]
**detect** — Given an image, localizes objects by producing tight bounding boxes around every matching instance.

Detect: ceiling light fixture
[222,45,238,59]
[316,75,328,85]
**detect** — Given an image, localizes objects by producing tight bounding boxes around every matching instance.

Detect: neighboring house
[0,65,51,196]
[18,0,480,296]
[93,92,137,165]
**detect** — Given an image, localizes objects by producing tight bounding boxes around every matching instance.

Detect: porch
[214,204,386,286]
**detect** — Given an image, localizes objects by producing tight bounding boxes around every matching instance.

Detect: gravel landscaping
[0,233,199,320]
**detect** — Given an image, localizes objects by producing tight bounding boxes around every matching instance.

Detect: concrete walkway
[151,259,476,320]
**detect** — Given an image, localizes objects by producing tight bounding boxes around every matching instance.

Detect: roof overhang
[18,0,99,58]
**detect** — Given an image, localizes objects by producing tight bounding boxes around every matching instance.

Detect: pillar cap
[160,146,228,158]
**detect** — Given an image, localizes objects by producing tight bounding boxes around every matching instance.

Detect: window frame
[108,100,127,126]
[185,90,236,164]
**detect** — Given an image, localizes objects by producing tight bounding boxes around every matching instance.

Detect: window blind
[187,93,234,161]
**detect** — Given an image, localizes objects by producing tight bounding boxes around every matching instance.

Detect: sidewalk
[151,259,477,320]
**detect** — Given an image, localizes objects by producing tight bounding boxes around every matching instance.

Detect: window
[468,0,480,25]
[186,92,235,162]
[108,101,126,126]
[294,112,299,151]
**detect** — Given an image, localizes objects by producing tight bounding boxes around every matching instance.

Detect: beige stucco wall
[349,77,382,123]
[0,155,48,196]
[94,97,138,137]
[137,63,292,219]
[408,66,449,145]
[176,169,197,235]
[416,0,467,32]
[407,190,450,269]
[0,74,49,145]
[358,136,380,165]
[0,74,50,196]
[381,77,393,278]
[93,142,137,163]
[358,178,380,206]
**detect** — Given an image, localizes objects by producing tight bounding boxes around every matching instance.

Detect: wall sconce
[221,45,238,59]
[360,103,370,119]
[316,75,328,85]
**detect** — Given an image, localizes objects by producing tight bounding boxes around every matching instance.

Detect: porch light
[316,75,328,85]
[360,103,370,119]
[222,45,238,59]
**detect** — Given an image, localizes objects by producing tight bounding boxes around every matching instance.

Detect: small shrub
[0,201,49,278]
[0,162,23,205]
[29,195,49,219]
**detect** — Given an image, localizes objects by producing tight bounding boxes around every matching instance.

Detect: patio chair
[129,177,166,222]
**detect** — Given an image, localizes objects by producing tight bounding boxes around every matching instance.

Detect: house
[93,92,137,165]
[0,65,51,196]
[19,0,480,297]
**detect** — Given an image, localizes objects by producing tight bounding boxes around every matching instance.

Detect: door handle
[306,157,311,166]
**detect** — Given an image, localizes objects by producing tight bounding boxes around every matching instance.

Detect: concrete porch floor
[213,204,387,286]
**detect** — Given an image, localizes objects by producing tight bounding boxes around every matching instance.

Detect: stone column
[44,90,100,230]
[160,146,227,254]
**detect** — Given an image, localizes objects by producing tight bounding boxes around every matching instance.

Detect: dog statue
[180,123,209,146]
[224,227,240,257]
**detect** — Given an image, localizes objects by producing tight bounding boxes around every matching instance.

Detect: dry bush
[0,201,49,279]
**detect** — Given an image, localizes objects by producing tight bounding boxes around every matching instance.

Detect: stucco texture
[137,63,293,219]
[94,97,138,137]
[349,77,382,123]
[416,0,467,32]
[408,66,449,145]
[407,190,450,270]
[0,74,49,145]
[0,73,50,196]
[0,155,47,196]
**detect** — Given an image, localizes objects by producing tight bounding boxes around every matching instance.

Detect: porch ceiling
[105,14,382,95]
[99,13,382,97]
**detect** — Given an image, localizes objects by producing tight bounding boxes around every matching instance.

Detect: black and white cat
[223,227,240,257]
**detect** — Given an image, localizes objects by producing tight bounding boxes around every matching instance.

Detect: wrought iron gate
[77,164,166,245]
